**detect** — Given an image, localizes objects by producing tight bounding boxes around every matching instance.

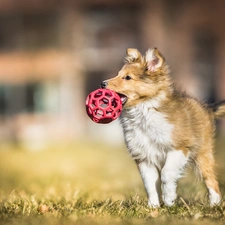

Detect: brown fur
[102,48,225,202]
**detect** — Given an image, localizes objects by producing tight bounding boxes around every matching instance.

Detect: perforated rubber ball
[86,88,122,124]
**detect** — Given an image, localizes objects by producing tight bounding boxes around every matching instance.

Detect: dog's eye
[124,75,132,80]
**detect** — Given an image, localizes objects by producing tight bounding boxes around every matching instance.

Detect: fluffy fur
[101,48,225,207]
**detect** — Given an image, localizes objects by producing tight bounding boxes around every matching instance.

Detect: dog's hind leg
[138,162,160,208]
[196,148,221,206]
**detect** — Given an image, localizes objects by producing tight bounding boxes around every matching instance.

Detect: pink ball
[86,89,122,124]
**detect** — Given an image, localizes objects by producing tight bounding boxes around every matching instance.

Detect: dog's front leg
[138,161,160,208]
[161,150,189,206]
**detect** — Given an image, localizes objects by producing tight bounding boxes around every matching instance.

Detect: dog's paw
[164,199,175,207]
[162,195,176,207]
[148,199,160,208]
[209,188,221,206]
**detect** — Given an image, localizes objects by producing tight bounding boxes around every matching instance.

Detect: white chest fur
[120,100,174,169]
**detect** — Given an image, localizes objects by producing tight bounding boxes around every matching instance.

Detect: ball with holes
[86,89,123,124]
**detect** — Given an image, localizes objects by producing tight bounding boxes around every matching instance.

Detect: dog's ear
[125,48,142,63]
[145,48,165,72]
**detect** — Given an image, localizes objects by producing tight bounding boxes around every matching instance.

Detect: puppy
[100,48,225,207]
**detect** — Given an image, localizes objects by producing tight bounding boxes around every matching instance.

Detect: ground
[0,139,225,225]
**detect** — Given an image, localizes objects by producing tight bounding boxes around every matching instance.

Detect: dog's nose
[100,81,108,89]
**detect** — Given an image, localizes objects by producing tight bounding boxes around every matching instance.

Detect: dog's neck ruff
[120,94,174,168]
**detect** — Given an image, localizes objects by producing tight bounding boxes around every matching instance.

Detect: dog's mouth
[117,93,128,106]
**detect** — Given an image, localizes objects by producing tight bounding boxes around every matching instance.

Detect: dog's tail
[210,100,225,119]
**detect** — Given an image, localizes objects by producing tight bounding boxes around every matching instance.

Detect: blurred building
[0,0,225,148]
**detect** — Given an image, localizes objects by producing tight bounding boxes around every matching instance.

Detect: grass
[0,139,225,225]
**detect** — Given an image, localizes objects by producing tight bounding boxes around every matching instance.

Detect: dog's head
[101,48,171,108]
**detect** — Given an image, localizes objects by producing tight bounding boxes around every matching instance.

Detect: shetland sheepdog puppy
[100,48,225,207]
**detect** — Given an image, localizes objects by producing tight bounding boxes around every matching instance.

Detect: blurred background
[1,1,225,215]
[0,0,225,149]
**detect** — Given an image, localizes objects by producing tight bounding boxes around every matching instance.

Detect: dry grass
[0,139,225,225]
